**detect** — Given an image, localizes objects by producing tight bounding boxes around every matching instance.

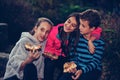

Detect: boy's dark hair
[80,9,101,28]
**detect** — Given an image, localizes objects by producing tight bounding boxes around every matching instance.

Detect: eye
[82,24,86,28]
[72,24,77,28]
[40,27,45,32]
[67,19,71,23]
[46,30,50,34]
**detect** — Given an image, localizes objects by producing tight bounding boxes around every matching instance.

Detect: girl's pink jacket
[44,24,64,56]
[44,23,102,56]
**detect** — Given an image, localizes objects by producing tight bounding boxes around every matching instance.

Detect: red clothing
[45,23,102,56]
[44,24,64,56]
[91,27,102,40]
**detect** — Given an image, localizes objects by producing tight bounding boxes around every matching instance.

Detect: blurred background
[0,0,120,80]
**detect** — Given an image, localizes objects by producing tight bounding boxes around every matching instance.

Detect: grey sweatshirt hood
[20,32,40,44]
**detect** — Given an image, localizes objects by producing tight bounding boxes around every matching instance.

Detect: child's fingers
[34,52,40,59]
[71,73,79,80]
[68,67,77,73]
[72,70,81,80]
[88,41,95,54]
[90,48,95,54]
[89,46,95,54]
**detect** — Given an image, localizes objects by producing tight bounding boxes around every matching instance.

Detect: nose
[42,31,46,37]
[67,23,72,28]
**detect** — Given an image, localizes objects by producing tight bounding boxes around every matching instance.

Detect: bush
[100,12,120,80]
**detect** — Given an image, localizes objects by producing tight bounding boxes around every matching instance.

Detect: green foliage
[102,13,120,54]
[23,0,92,24]
[100,12,120,80]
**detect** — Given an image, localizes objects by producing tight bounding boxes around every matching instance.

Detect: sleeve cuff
[81,67,87,73]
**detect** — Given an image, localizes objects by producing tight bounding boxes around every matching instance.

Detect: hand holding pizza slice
[25,42,42,53]
[43,52,58,60]
[63,61,77,73]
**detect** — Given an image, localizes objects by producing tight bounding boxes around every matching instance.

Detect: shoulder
[94,37,105,46]
[53,23,64,27]
[15,37,31,47]
[50,23,64,34]
[53,23,64,29]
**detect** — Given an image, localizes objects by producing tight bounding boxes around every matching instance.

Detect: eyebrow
[81,23,85,27]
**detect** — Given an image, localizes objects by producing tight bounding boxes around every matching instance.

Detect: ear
[33,26,37,32]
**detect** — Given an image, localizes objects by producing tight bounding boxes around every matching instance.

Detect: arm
[44,27,62,56]
[88,37,96,54]
[20,51,40,70]
[88,27,102,54]
[91,27,102,40]
[9,41,40,71]
[80,41,104,74]
[8,42,28,72]
[71,41,104,79]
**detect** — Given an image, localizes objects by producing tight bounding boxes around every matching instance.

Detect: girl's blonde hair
[30,17,54,35]
[35,17,54,27]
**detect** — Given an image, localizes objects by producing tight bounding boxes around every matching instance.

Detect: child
[59,9,104,80]
[3,17,53,80]
[44,12,102,80]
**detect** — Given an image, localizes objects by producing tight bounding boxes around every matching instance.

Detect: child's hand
[63,62,77,73]
[72,69,82,80]
[26,51,40,64]
[20,51,40,71]
[43,52,58,60]
[88,40,95,54]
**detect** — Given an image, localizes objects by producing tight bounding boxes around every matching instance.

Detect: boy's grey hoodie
[4,32,46,79]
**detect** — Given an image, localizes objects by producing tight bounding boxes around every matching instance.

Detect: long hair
[58,12,80,56]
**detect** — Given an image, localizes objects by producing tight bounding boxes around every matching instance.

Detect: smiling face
[63,16,78,33]
[33,21,52,42]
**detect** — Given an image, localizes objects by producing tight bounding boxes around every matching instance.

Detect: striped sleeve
[80,40,105,73]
